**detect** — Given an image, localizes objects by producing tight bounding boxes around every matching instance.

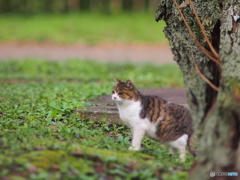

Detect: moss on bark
[156,0,220,128]
[156,0,240,179]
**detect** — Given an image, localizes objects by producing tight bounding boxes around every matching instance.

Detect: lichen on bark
[155,0,220,128]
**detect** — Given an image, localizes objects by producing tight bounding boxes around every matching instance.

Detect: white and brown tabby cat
[111,78,196,161]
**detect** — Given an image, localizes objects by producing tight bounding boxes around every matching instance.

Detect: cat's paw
[128,146,140,151]
[169,147,176,155]
[179,154,186,162]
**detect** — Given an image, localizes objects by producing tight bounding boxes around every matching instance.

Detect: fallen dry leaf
[50,126,57,130]
[34,146,46,151]
[179,2,187,8]
[94,162,105,173]
[28,165,38,174]
[72,150,84,158]
[51,164,60,171]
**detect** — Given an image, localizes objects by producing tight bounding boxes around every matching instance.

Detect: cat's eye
[112,91,115,94]
[118,92,123,95]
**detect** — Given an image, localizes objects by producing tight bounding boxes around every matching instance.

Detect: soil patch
[77,88,187,124]
[0,42,174,64]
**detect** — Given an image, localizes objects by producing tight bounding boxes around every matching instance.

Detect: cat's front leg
[129,127,145,151]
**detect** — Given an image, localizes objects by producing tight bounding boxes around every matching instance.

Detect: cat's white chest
[115,100,158,140]
[116,100,142,127]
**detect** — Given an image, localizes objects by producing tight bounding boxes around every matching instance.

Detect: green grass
[0,12,167,44]
[0,60,194,180]
[0,59,183,87]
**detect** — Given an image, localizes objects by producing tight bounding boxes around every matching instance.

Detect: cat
[111,78,197,161]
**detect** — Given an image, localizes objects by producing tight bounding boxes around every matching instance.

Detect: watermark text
[210,171,238,177]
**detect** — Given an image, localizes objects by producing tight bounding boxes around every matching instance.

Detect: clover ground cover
[0,60,194,180]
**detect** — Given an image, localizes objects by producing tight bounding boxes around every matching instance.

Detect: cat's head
[112,78,140,102]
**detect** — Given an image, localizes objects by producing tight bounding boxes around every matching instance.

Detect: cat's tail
[187,134,197,157]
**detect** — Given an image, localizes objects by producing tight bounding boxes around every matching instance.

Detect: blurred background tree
[102,0,111,14]
[0,0,167,45]
[0,0,159,14]
[122,0,133,12]
[79,0,91,12]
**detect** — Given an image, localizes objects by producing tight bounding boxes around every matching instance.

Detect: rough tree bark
[156,0,240,179]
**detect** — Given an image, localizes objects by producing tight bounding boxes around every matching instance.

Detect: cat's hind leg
[129,127,145,151]
[178,145,186,162]
[168,134,188,162]
[169,147,176,155]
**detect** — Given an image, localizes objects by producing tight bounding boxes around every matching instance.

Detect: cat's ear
[125,80,133,89]
[114,77,121,84]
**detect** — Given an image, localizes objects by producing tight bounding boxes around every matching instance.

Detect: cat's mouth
[111,96,121,102]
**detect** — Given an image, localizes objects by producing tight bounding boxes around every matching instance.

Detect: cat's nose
[114,97,117,99]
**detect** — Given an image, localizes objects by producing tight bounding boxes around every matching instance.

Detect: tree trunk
[102,0,111,14]
[144,0,150,12]
[0,0,11,13]
[44,0,54,13]
[63,0,69,13]
[122,0,133,12]
[155,0,240,179]
[79,0,91,11]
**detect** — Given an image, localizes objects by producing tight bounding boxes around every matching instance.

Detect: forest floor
[0,59,192,180]
[0,42,174,64]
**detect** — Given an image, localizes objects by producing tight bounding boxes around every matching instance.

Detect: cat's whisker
[103,98,115,106]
